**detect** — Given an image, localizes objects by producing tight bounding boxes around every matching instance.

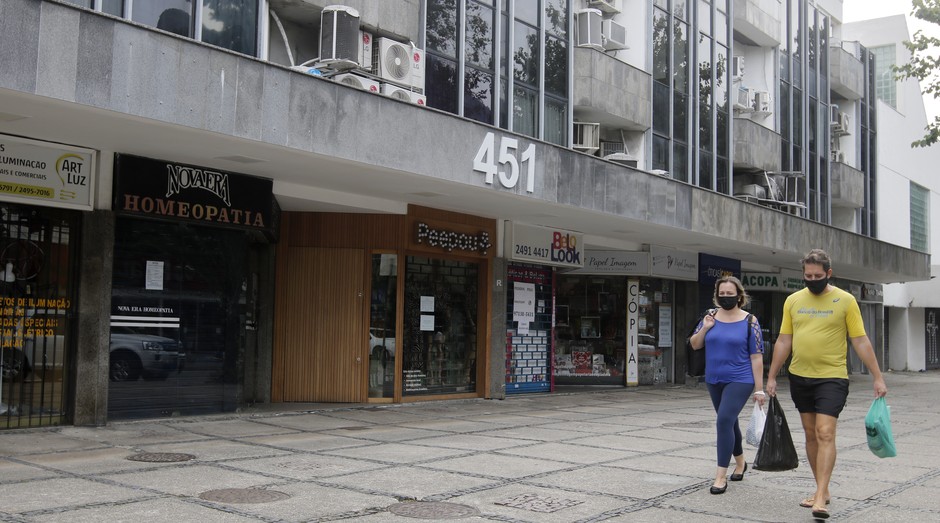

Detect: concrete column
[488,257,507,399]
[73,210,114,426]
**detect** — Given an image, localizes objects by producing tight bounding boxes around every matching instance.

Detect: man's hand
[873,377,887,398]
[766,377,777,397]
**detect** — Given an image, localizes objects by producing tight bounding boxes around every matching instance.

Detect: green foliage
[895,0,940,147]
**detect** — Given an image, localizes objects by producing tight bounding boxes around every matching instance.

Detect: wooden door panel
[277,247,364,402]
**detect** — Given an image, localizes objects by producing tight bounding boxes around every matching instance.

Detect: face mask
[717,296,738,310]
[804,277,829,295]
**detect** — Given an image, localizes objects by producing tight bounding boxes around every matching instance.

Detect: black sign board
[113,154,278,239]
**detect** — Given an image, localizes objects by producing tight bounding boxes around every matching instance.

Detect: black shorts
[788,374,850,418]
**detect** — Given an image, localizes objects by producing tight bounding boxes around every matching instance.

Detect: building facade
[0,0,929,428]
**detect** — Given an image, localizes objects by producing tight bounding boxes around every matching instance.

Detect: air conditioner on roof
[374,37,413,85]
[410,46,426,93]
[575,9,604,51]
[588,0,622,14]
[319,5,360,70]
[600,141,626,157]
[359,31,373,72]
[754,90,771,113]
[381,83,425,105]
[573,122,600,154]
[334,72,380,93]
[601,19,628,51]
[829,104,840,125]
[734,86,752,111]
[839,112,850,133]
[732,56,744,79]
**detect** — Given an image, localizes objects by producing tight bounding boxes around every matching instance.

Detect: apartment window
[911,182,930,252]
[871,45,897,109]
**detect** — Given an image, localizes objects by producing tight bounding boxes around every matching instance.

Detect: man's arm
[766,334,792,397]
[850,335,888,397]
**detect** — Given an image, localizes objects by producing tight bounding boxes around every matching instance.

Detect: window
[911,182,930,252]
[871,45,897,109]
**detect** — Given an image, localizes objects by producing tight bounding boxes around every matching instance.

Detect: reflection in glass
[369,254,397,399]
[544,98,567,147]
[201,0,257,56]
[513,22,539,85]
[428,55,459,114]
[544,0,568,37]
[465,1,494,69]
[513,86,538,138]
[133,0,193,37]
[427,0,458,57]
[465,69,494,124]
[545,36,567,97]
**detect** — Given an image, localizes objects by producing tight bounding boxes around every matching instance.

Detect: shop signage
[626,278,639,386]
[741,270,804,292]
[0,134,95,211]
[112,154,277,238]
[650,245,697,280]
[506,222,584,268]
[416,222,491,254]
[566,250,649,275]
[698,253,741,285]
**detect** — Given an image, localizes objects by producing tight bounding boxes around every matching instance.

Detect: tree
[895,0,940,147]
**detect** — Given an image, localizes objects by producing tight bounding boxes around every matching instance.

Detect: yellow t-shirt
[779,286,866,379]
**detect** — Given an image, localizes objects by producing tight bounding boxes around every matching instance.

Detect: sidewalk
[2,371,939,522]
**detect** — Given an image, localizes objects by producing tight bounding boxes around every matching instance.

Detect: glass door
[368,253,398,399]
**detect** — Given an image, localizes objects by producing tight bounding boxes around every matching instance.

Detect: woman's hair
[712,275,750,309]
[801,248,832,272]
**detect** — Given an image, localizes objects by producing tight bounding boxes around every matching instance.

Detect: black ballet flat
[709,482,728,494]
[729,462,747,481]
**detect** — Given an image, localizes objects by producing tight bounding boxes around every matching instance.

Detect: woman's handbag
[745,402,766,447]
[753,395,799,471]
[865,397,897,458]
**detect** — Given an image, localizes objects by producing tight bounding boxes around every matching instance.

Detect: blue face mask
[804,277,829,295]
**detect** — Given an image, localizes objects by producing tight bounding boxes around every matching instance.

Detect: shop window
[402,257,479,395]
[554,275,627,384]
[368,254,397,399]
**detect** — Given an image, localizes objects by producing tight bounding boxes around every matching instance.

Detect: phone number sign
[506,222,584,268]
[0,134,95,211]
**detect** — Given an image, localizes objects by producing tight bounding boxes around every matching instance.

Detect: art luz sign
[0,134,95,211]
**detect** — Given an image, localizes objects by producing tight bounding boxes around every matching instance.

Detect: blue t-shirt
[693,316,764,384]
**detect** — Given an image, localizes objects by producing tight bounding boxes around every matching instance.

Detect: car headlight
[141,341,166,351]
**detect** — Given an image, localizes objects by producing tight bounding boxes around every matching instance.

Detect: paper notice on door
[145,260,164,291]
[420,314,435,331]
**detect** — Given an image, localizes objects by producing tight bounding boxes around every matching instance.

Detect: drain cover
[388,501,480,519]
[199,488,291,504]
[126,452,196,463]
[495,493,584,513]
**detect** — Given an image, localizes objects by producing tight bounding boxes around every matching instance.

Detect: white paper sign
[513,282,536,326]
[145,261,164,290]
[658,306,672,347]
[420,314,435,331]
[420,296,435,312]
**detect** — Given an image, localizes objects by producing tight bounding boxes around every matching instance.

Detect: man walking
[766,249,887,520]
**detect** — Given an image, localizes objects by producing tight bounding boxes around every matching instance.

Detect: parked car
[108,327,184,381]
[369,327,396,364]
[0,318,183,382]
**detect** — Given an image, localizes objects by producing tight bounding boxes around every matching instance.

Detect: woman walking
[689,275,765,494]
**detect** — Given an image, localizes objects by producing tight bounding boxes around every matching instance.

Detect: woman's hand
[753,391,766,407]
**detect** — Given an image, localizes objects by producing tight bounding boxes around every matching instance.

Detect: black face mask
[804,277,829,295]
[717,296,738,310]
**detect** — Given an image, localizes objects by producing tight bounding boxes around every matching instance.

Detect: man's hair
[801,248,831,272]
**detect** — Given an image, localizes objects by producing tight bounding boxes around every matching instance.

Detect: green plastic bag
[865,397,897,458]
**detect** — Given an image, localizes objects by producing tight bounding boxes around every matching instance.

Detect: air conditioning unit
[573,122,600,154]
[319,5,360,70]
[359,31,373,72]
[588,0,622,14]
[334,72,380,93]
[734,86,752,111]
[829,104,840,125]
[837,151,845,163]
[732,56,744,79]
[374,37,413,86]
[601,19,628,51]
[839,112,851,133]
[410,46,426,93]
[575,9,604,51]
[600,141,626,157]
[381,83,425,105]
[754,90,771,113]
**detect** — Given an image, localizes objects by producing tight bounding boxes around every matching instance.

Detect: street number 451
[473,132,536,192]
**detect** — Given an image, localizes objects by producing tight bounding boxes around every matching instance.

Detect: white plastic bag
[746,402,766,447]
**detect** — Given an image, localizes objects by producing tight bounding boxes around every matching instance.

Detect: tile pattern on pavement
[1,371,939,522]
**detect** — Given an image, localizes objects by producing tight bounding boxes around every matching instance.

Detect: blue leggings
[706,381,754,467]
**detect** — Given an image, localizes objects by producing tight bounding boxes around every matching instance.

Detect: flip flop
[811,506,830,519]
[800,498,830,508]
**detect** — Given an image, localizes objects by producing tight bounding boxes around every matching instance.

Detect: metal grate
[1,204,78,429]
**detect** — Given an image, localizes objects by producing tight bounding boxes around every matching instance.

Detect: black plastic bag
[753,395,799,471]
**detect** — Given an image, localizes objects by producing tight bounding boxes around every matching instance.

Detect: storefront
[109,154,278,420]
[0,134,94,429]
[272,206,494,404]
[740,269,803,375]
